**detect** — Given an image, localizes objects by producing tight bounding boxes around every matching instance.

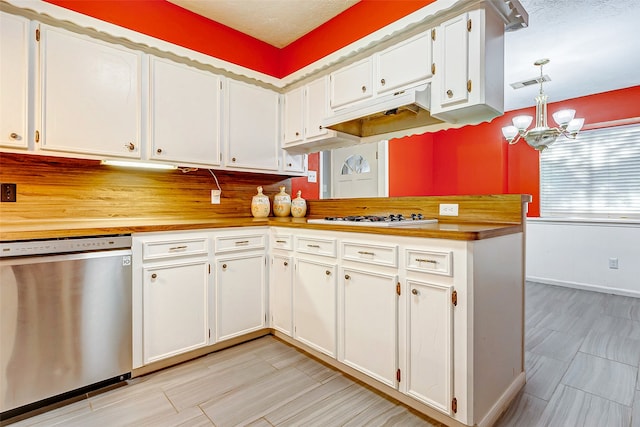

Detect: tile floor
[495,282,640,427]
[5,281,640,426]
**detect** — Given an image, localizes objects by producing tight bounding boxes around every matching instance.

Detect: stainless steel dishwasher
[0,235,132,419]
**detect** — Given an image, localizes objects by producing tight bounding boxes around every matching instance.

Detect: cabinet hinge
[452,397,458,413]
[219,152,222,162]
[208,329,211,338]
[452,290,458,306]
[219,81,222,90]
[35,28,40,42]
[431,63,436,75]
[467,19,472,32]
[396,369,401,382]
[208,264,211,274]
[376,151,378,160]
[467,80,472,93]
[396,282,401,296]
[431,28,436,41]
[35,130,40,143]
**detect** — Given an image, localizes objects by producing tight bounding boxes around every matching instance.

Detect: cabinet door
[271,254,293,335]
[433,13,470,108]
[305,77,329,140]
[282,151,306,174]
[283,86,304,144]
[150,57,221,165]
[226,80,279,171]
[339,268,398,387]
[293,259,337,357]
[377,32,432,95]
[330,58,373,110]
[0,12,29,149]
[143,261,209,364]
[405,279,453,414]
[39,25,142,158]
[216,253,266,341]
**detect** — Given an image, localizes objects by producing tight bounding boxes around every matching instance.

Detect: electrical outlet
[608,258,619,269]
[1,183,17,202]
[211,189,221,204]
[307,170,317,183]
[439,203,459,216]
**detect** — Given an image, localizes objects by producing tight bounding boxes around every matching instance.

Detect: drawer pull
[307,244,320,248]
[412,289,419,295]
[276,240,287,243]
[10,132,19,140]
[169,245,188,252]
[235,240,249,245]
[416,258,437,264]
[151,273,157,279]
[357,251,375,256]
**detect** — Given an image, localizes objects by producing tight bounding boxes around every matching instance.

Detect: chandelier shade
[502,59,585,151]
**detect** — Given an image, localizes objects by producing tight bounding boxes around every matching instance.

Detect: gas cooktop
[306,214,437,227]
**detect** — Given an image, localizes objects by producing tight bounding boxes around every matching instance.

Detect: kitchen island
[1,194,529,427]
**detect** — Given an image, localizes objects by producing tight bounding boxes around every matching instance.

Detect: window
[340,154,370,175]
[540,123,640,219]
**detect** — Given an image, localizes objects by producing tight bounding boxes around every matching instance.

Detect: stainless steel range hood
[322,84,444,139]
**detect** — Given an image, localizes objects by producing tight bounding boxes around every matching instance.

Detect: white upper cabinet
[0,12,30,149]
[225,79,280,171]
[149,57,221,166]
[430,9,504,123]
[39,25,142,158]
[305,77,331,140]
[283,86,304,145]
[376,31,432,95]
[330,58,374,110]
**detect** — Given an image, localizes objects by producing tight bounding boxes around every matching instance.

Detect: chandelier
[502,59,584,151]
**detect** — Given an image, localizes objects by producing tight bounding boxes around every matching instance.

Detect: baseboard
[526,276,640,298]
[477,372,526,427]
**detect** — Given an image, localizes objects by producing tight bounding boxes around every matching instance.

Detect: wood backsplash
[0,153,290,222]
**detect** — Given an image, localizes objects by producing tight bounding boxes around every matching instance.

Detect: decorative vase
[273,186,291,217]
[251,186,270,218]
[291,190,307,218]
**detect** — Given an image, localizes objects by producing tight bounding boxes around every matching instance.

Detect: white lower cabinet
[339,267,398,387]
[270,254,293,335]
[142,261,209,364]
[293,258,337,357]
[405,278,454,414]
[216,253,266,341]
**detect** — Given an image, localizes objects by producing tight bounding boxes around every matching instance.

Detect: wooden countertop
[0,216,523,242]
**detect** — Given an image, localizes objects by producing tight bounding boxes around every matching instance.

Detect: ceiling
[169,0,640,112]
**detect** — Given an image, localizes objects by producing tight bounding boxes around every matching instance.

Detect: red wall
[44,0,432,78]
[291,153,320,201]
[388,86,640,216]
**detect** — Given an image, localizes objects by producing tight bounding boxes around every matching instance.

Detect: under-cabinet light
[100,160,178,170]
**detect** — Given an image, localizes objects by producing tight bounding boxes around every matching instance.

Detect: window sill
[527,217,640,227]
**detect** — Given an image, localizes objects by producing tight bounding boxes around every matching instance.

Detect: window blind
[540,123,640,219]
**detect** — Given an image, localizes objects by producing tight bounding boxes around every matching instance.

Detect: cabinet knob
[295,132,300,136]
[446,89,453,98]
[412,289,419,295]
[344,274,350,280]
[9,132,19,140]
[125,142,136,151]
[156,148,163,154]
[361,85,367,93]
[231,157,236,162]
[283,261,288,266]
[222,263,227,269]
[151,273,157,279]
[325,270,331,276]
[288,163,292,167]
[380,78,386,86]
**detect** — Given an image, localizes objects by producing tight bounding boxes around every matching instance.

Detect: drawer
[406,249,452,276]
[215,233,266,253]
[143,237,208,261]
[342,241,398,267]
[296,236,337,258]
[271,234,293,251]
